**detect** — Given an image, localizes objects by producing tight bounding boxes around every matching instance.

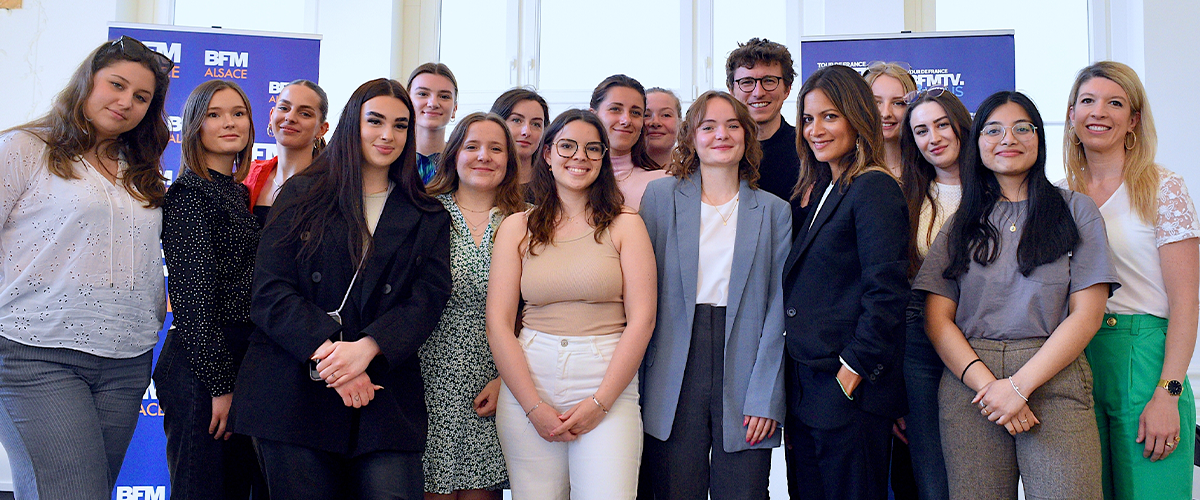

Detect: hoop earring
[1125,132,1136,150]
[1068,126,1081,146]
[266,127,275,138]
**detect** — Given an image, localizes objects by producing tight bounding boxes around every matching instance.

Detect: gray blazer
[638,175,791,452]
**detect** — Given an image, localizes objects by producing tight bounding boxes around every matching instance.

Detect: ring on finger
[1166,441,1175,449]
[1019,418,1028,423]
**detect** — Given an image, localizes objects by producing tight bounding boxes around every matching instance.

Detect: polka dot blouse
[162,168,260,397]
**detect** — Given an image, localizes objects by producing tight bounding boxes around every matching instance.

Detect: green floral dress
[419,194,508,493]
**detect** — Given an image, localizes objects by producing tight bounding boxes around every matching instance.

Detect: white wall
[0,0,122,129]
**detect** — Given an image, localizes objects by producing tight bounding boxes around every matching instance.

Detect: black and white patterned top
[419,193,508,493]
[162,168,260,397]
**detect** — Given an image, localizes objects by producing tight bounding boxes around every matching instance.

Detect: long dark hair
[7,37,170,207]
[793,65,888,202]
[525,109,625,254]
[899,90,971,275]
[490,87,549,127]
[589,74,661,171]
[943,91,1079,279]
[272,78,436,262]
[179,80,255,182]
[426,112,526,216]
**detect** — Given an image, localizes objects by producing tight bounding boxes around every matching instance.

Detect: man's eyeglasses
[554,139,607,161]
[734,75,783,93]
[100,36,175,75]
[980,123,1038,143]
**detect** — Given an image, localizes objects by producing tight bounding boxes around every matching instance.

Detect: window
[937,0,1090,180]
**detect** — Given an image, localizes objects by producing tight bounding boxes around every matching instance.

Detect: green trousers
[1086,313,1196,500]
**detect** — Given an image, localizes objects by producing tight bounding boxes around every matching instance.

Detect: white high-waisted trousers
[496,328,642,499]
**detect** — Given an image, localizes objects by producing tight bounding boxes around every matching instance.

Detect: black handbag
[1194,424,1199,467]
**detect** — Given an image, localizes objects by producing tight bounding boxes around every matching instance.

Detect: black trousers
[155,325,267,500]
[643,304,772,500]
[253,437,423,500]
[784,385,893,500]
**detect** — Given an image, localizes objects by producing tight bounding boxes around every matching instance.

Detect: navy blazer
[639,176,791,452]
[232,176,452,456]
[782,169,909,428]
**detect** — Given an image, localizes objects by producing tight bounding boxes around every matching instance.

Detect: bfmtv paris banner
[104,23,320,500]
[799,30,1016,113]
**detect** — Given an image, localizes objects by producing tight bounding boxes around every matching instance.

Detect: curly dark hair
[725,38,797,91]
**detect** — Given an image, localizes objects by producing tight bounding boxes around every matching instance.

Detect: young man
[726,38,799,203]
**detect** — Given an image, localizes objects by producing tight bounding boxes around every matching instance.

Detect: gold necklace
[1002,201,1027,233]
[702,192,739,226]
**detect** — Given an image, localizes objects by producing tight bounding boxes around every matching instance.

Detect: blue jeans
[0,336,151,500]
[902,294,949,500]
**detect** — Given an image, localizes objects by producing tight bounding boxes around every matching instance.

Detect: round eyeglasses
[980,123,1037,143]
[734,75,783,93]
[554,139,607,161]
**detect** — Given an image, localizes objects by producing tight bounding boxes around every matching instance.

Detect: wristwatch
[1158,379,1183,397]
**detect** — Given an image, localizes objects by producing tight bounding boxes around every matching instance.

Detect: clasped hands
[974,378,1040,435]
[526,398,777,446]
[311,337,383,409]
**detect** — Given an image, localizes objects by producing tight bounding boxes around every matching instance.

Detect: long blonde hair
[1063,61,1159,223]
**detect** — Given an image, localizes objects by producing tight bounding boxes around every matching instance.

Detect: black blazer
[782,170,909,428]
[232,176,452,456]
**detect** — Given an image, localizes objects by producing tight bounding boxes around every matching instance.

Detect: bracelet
[524,401,543,417]
[960,358,984,382]
[1008,378,1028,402]
[591,395,609,414]
[836,376,855,401]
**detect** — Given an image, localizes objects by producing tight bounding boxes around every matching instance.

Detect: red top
[242,157,278,210]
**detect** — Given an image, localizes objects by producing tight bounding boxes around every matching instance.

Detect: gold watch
[1158,379,1183,397]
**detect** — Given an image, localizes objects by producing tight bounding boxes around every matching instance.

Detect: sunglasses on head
[98,36,175,75]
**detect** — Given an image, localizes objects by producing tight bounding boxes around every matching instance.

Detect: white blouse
[1099,168,1200,317]
[0,131,165,358]
[697,195,738,306]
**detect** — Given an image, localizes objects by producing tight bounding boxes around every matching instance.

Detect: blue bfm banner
[105,23,320,500]
[799,30,1015,113]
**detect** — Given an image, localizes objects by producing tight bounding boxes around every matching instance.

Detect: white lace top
[0,131,166,358]
[1099,167,1200,317]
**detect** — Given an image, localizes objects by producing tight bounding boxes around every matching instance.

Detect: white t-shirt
[1099,168,1200,317]
[363,182,394,235]
[697,195,738,306]
[0,131,166,358]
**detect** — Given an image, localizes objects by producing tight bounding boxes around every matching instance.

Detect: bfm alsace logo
[204,50,250,79]
[140,379,164,417]
[115,486,166,500]
[140,41,181,79]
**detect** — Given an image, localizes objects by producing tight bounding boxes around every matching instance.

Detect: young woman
[589,75,670,210]
[639,91,790,499]
[644,87,681,168]
[231,78,452,499]
[420,112,525,499]
[895,88,972,500]
[409,63,459,184]
[486,109,656,499]
[914,91,1117,499]
[243,79,329,225]
[781,64,910,500]
[1063,61,1197,500]
[490,87,549,186]
[0,36,171,498]
[156,80,261,499]
[863,62,917,178]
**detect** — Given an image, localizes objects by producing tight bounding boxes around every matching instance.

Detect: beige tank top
[521,228,626,337]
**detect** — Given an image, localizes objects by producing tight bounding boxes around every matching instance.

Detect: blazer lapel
[356,190,421,312]
[675,177,701,321]
[784,178,845,278]
[724,180,759,343]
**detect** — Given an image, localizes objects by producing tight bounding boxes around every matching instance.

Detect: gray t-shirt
[914,189,1119,341]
